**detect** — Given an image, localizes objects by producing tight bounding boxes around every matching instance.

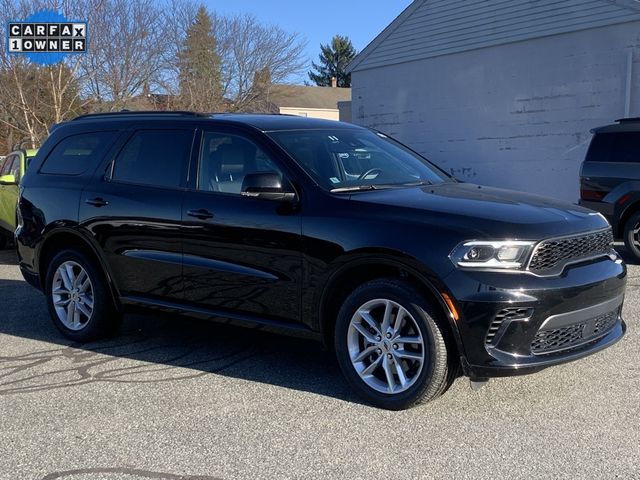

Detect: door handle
[187,208,214,220]
[85,197,109,207]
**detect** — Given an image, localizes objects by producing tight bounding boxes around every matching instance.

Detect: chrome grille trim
[526,228,614,276]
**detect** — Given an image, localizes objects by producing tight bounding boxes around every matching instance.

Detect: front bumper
[444,254,627,379]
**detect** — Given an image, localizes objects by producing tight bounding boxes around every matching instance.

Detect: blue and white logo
[7,10,87,66]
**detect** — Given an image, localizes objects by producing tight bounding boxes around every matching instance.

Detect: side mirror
[241,171,296,202]
[0,174,16,185]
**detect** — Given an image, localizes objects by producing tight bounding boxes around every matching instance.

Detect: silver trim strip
[539,294,624,330]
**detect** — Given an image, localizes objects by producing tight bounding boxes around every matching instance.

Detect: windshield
[268,128,452,192]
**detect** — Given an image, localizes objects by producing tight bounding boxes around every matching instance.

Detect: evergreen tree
[308,35,356,88]
[178,6,222,111]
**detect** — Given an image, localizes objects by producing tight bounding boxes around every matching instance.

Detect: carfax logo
[7,9,87,65]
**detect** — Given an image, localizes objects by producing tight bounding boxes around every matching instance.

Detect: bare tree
[163,7,308,112]
[0,0,90,148]
[80,0,171,110]
[215,14,308,111]
[0,0,309,150]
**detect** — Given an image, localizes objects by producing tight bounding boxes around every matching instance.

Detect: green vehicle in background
[0,148,38,249]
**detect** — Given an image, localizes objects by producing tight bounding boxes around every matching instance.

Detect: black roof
[591,117,640,134]
[70,111,359,132]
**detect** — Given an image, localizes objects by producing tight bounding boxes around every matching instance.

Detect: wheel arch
[317,253,464,359]
[618,200,640,237]
[37,228,121,311]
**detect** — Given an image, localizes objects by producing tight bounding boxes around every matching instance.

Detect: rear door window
[41,131,118,175]
[586,132,640,163]
[111,129,194,189]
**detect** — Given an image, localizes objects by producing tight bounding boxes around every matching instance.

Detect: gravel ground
[0,246,638,480]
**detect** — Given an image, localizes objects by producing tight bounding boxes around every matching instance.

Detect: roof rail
[615,117,640,123]
[72,110,210,121]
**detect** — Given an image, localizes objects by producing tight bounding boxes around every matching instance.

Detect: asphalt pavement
[0,246,638,479]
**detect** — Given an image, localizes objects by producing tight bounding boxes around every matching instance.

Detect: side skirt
[120,295,321,341]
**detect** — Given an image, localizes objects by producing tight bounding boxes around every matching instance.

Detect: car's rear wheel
[0,234,6,250]
[45,249,120,342]
[335,278,453,410]
[623,211,640,262]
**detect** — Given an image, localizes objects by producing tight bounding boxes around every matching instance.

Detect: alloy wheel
[51,261,94,331]
[347,298,425,394]
[633,222,640,249]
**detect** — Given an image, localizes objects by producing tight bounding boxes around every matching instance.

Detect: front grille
[528,229,613,275]
[531,309,618,354]
[485,307,533,346]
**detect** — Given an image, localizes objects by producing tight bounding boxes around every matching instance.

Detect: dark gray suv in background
[580,118,640,260]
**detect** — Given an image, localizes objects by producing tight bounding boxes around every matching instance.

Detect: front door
[181,129,302,323]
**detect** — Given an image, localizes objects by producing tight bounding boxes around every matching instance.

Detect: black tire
[624,211,640,262]
[0,234,6,250]
[334,278,454,410]
[44,249,121,342]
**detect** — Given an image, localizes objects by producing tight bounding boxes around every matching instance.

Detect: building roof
[266,84,351,110]
[348,0,640,73]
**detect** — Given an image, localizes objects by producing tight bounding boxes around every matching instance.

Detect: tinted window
[198,132,282,194]
[586,132,640,163]
[112,130,193,188]
[41,131,117,175]
[268,129,451,191]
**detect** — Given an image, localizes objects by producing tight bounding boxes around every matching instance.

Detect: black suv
[580,118,640,260]
[17,111,626,409]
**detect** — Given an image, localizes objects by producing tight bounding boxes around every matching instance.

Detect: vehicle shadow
[2,243,633,403]
[0,270,356,403]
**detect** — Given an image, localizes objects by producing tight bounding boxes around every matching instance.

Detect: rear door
[79,127,196,301]
[180,128,302,323]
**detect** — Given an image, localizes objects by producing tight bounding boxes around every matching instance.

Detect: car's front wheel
[335,278,454,410]
[45,249,120,342]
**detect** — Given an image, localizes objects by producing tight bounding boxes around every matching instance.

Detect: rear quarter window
[40,131,117,175]
[586,132,640,163]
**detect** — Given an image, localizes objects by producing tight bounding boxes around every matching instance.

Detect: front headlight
[449,240,535,270]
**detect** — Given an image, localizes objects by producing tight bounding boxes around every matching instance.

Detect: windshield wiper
[401,180,432,187]
[330,181,433,193]
[330,185,379,193]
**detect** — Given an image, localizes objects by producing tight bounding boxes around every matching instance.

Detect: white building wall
[352,22,640,202]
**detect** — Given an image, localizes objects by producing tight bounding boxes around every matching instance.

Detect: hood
[349,183,609,240]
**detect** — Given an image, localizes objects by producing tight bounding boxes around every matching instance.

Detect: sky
[202,0,413,82]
